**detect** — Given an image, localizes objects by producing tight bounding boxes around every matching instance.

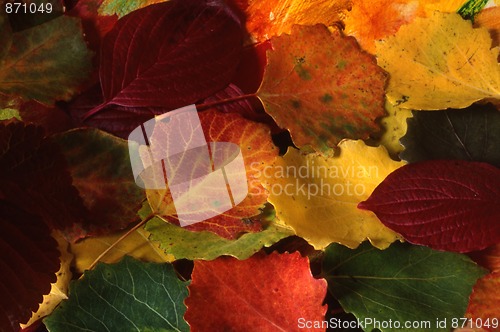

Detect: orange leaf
[146,109,278,239]
[243,0,351,42]
[185,252,327,331]
[466,272,500,331]
[257,24,387,154]
[475,7,500,49]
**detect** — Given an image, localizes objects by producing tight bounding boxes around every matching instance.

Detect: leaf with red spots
[0,201,60,332]
[359,160,500,253]
[257,24,387,154]
[82,0,243,124]
[185,252,327,331]
[146,109,278,239]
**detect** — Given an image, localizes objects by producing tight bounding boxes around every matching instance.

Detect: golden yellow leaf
[70,228,174,274]
[20,231,72,328]
[375,101,413,157]
[244,0,351,42]
[377,11,500,110]
[419,0,465,15]
[261,140,403,250]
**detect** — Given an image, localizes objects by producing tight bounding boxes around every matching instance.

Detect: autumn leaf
[257,24,387,153]
[0,201,60,332]
[376,12,500,110]
[6,0,64,32]
[99,0,166,16]
[474,6,500,48]
[185,252,327,331]
[44,256,190,331]
[53,128,145,237]
[0,11,12,60]
[469,243,500,273]
[143,203,293,260]
[466,272,500,331]
[20,231,72,329]
[359,160,500,253]
[322,242,487,332]
[83,0,243,120]
[146,109,278,239]
[262,140,403,250]
[242,0,351,42]
[457,0,489,21]
[0,123,88,240]
[373,101,412,157]
[400,104,500,167]
[70,227,174,274]
[0,15,92,105]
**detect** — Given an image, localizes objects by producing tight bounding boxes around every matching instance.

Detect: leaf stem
[85,213,156,273]
[196,93,257,110]
[82,103,107,121]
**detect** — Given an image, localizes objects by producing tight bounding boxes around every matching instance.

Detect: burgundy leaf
[0,122,88,241]
[82,0,243,121]
[0,201,59,332]
[358,160,500,253]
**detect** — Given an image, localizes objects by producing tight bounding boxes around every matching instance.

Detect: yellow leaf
[261,140,403,250]
[376,101,413,157]
[20,231,72,328]
[70,228,174,274]
[419,0,465,15]
[377,11,500,110]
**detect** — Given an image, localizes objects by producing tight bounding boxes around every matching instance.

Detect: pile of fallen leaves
[1,0,499,331]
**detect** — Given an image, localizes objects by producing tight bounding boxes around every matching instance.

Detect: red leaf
[83,0,243,120]
[0,201,59,332]
[358,160,500,253]
[185,252,327,331]
[0,123,88,241]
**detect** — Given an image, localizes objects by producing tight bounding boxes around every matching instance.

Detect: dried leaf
[262,140,403,250]
[258,25,387,153]
[185,252,327,331]
[376,12,500,110]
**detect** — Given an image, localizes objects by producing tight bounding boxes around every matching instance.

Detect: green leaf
[99,0,163,17]
[400,103,500,167]
[0,15,92,104]
[142,203,294,261]
[53,128,145,237]
[44,256,189,332]
[322,242,487,332]
[457,0,489,21]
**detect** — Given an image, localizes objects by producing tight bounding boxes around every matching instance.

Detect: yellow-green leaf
[262,140,403,250]
[377,11,500,110]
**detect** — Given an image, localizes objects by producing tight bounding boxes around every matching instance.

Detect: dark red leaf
[82,0,243,121]
[0,123,88,241]
[0,201,59,332]
[358,160,500,253]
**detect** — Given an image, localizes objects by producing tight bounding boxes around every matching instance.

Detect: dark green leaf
[400,104,500,167]
[44,256,189,332]
[322,242,487,332]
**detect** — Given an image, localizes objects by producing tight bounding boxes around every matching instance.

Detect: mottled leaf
[257,24,387,154]
[0,15,93,104]
[146,109,278,239]
[99,0,166,16]
[44,256,189,332]
[359,160,500,252]
[322,242,487,332]
[0,201,59,332]
[54,128,145,237]
[185,252,327,331]
[400,104,500,167]
[83,0,243,120]
[377,12,500,110]
[262,140,403,250]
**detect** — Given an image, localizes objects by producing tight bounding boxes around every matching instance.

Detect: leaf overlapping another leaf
[359,160,500,253]
[322,242,487,332]
[44,256,190,332]
[258,24,387,153]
